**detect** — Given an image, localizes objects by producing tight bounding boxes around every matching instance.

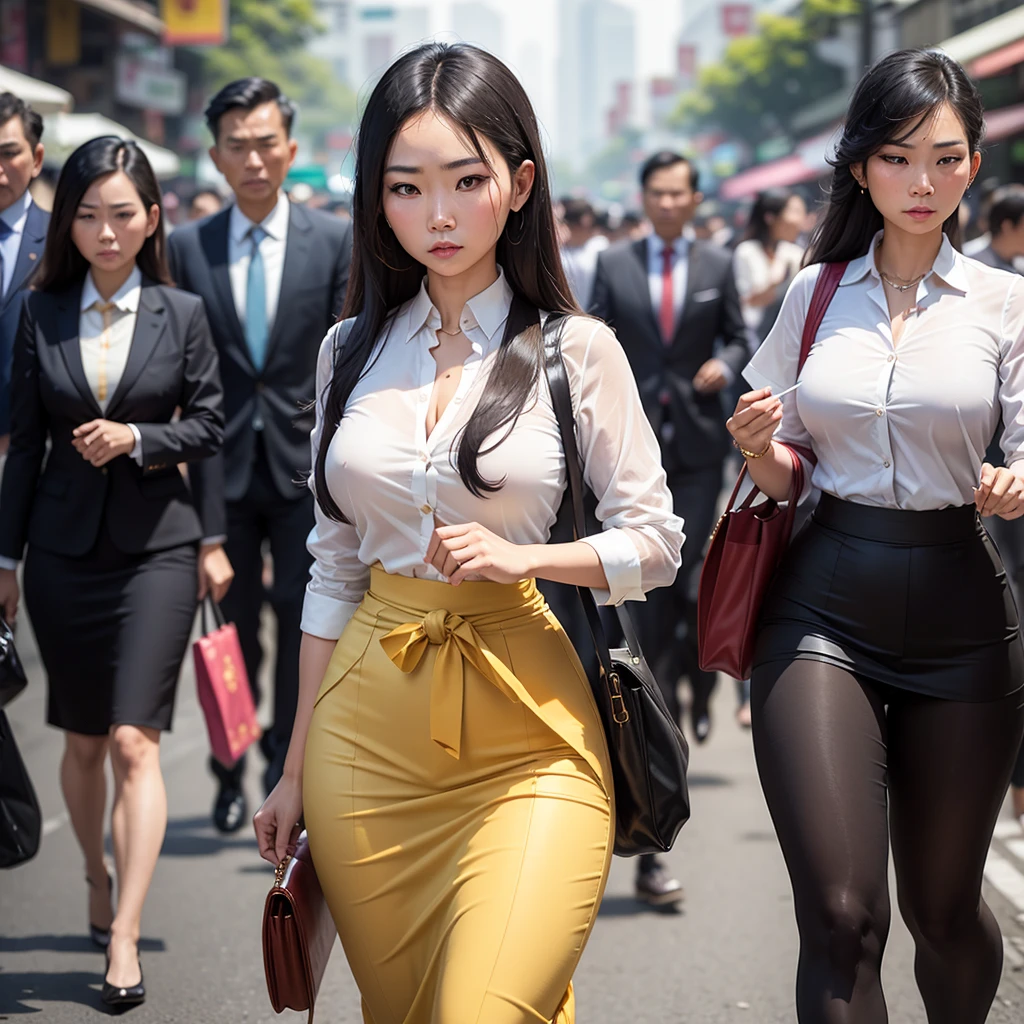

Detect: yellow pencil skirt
[303,568,614,1024]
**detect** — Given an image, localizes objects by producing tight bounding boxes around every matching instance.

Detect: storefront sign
[0,0,27,70]
[162,0,227,46]
[115,55,187,115]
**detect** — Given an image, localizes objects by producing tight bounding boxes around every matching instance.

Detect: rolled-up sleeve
[300,323,370,640]
[999,278,1024,466]
[562,316,684,605]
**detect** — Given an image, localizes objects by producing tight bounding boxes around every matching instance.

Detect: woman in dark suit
[0,137,231,1008]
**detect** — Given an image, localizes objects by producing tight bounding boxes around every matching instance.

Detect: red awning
[970,38,1024,79]
[719,155,822,200]
[985,102,1024,142]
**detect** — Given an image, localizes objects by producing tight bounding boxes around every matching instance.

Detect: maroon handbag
[697,261,848,680]
[262,832,336,1023]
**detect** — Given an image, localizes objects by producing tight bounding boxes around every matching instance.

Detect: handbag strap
[541,313,639,686]
[200,596,227,637]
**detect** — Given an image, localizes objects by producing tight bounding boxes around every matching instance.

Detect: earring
[860,187,866,195]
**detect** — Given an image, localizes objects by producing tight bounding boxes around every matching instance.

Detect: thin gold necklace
[876,241,928,292]
[436,325,463,337]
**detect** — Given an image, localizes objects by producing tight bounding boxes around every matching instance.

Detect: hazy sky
[382,0,686,135]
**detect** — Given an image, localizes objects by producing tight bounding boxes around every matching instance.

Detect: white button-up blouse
[743,231,1024,510]
[300,270,685,641]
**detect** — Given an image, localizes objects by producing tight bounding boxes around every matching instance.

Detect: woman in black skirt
[728,51,1024,1023]
[0,138,231,1007]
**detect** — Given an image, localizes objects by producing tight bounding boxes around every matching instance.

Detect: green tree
[197,0,357,151]
[672,0,858,147]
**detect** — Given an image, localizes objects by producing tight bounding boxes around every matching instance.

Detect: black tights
[750,658,1024,1024]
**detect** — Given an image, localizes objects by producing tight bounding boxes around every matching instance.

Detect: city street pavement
[2,611,1024,1023]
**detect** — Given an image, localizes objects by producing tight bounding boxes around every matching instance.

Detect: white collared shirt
[300,269,685,640]
[744,230,1024,510]
[0,190,32,297]
[646,234,689,331]
[561,233,609,306]
[228,193,289,332]
[733,238,805,332]
[80,268,143,462]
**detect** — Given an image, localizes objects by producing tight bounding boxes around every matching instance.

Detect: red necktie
[659,245,675,345]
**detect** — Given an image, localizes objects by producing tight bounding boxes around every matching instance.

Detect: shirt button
[419,504,432,514]
[876,409,884,416]
[887,354,895,363]
[418,452,428,462]
[883,460,891,468]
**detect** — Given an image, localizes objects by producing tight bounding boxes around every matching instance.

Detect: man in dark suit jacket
[0,93,48,452]
[590,151,749,905]
[168,78,352,832]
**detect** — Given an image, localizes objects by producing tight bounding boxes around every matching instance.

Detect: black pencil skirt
[753,493,1024,702]
[23,524,198,736]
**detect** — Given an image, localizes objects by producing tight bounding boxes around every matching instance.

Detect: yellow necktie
[94,300,115,403]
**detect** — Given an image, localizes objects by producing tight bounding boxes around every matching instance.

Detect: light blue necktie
[245,225,268,370]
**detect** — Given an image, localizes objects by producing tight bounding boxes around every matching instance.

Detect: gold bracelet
[733,438,773,460]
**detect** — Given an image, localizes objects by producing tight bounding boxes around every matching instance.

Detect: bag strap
[200,597,227,637]
[541,313,640,686]
[798,261,848,373]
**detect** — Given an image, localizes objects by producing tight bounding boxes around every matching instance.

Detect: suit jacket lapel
[55,285,102,417]
[265,202,312,365]
[104,281,166,418]
[199,210,247,356]
[629,238,662,346]
[1,202,47,314]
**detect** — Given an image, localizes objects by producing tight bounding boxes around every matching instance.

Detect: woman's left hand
[425,522,534,587]
[974,462,1024,520]
[198,544,235,602]
[72,419,136,467]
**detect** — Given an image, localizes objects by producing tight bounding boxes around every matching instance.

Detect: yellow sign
[47,0,80,66]
[162,0,227,46]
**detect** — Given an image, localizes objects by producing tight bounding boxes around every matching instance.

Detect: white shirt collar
[650,234,689,261]
[405,268,515,346]
[0,190,32,233]
[81,265,142,314]
[229,192,290,244]
[842,229,968,294]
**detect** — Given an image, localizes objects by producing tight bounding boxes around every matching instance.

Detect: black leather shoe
[101,951,145,1008]
[635,861,684,910]
[212,781,248,834]
[691,696,712,745]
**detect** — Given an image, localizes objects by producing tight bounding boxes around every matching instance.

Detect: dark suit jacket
[0,200,49,435]
[589,237,749,473]
[0,280,225,561]
[167,203,352,503]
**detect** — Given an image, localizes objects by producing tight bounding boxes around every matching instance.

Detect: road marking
[995,821,1023,840]
[1005,936,1024,969]
[40,731,210,839]
[985,849,1024,912]
[1007,838,1024,864]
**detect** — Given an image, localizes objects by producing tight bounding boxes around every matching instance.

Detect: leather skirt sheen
[753,494,1024,702]
[302,568,614,1024]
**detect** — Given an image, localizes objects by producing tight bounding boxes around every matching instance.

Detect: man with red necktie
[590,151,749,908]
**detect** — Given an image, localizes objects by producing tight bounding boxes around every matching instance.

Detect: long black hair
[805,49,985,266]
[743,188,798,249]
[34,136,170,293]
[315,42,579,522]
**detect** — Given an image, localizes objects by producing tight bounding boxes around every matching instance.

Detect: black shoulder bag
[541,312,691,856]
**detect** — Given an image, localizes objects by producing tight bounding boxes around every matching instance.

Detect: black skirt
[753,493,1024,702]
[23,524,198,736]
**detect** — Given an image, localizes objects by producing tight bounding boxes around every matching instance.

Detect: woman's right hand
[726,387,783,456]
[253,773,304,866]
[0,568,19,625]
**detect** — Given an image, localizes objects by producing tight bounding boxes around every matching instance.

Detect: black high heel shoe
[86,870,114,949]
[101,947,145,1008]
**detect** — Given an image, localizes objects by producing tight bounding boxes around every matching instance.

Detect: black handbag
[0,617,27,709]
[0,709,42,869]
[541,313,691,856]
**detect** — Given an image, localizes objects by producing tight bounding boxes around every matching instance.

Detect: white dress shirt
[561,234,609,306]
[646,234,689,331]
[300,269,685,640]
[0,190,32,298]
[228,193,289,332]
[744,230,1024,510]
[732,238,805,332]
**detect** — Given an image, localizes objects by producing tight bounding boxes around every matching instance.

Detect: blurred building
[310,0,356,92]
[452,2,504,59]
[557,0,636,168]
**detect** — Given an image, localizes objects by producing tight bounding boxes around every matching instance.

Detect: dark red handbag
[697,261,848,680]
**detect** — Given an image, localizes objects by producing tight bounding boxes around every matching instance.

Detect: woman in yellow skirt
[254,42,685,1024]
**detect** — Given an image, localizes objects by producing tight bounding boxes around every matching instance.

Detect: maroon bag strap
[798,261,848,373]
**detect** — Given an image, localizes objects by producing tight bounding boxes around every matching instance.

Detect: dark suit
[0,199,49,437]
[167,202,352,779]
[590,237,749,730]
[0,280,224,735]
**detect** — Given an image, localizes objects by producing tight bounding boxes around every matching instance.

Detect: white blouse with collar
[300,270,685,641]
[744,231,1024,510]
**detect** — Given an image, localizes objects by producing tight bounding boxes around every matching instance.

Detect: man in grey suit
[168,78,352,833]
[0,93,48,457]
[590,151,749,907]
